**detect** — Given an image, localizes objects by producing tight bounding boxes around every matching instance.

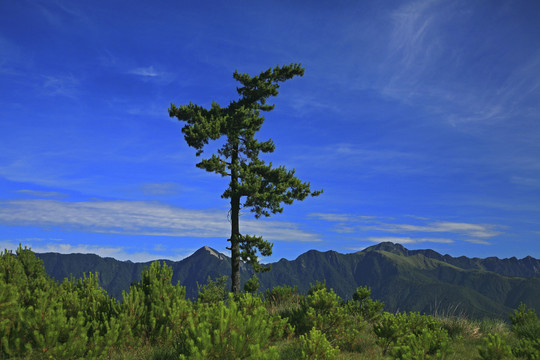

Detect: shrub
[0,246,124,359]
[374,312,450,359]
[289,284,366,352]
[347,286,384,322]
[477,333,514,360]
[197,275,229,304]
[510,303,538,329]
[122,261,192,345]
[244,273,260,293]
[175,293,283,359]
[299,328,339,360]
[509,303,540,359]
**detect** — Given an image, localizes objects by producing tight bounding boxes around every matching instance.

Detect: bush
[197,275,229,304]
[347,286,384,322]
[0,246,126,359]
[477,333,514,360]
[122,261,192,345]
[288,283,366,352]
[244,273,260,293]
[374,312,450,359]
[175,293,284,359]
[509,303,540,359]
[299,328,339,360]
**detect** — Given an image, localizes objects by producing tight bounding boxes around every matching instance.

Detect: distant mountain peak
[195,246,228,260]
[364,242,409,255]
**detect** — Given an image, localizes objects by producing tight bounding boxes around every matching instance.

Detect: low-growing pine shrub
[287,283,369,352]
[122,261,192,345]
[197,275,229,304]
[347,286,384,323]
[0,246,130,359]
[374,311,450,359]
[299,327,339,360]
[509,303,540,359]
[174,293,285,359]
[477,333,514,360]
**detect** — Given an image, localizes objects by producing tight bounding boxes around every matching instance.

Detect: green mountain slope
[36,242,540,319]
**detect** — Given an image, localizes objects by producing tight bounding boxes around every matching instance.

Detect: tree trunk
[230,194,241,293]
[230,145,241,293]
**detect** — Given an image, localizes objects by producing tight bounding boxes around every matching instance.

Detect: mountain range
[35,242,540,320]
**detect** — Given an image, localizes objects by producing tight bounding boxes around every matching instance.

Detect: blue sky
[1,0,539,263]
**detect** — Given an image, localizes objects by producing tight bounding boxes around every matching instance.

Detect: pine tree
[169,64,321,293]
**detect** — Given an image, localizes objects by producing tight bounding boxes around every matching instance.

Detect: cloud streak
[0,239,189,263]
[14,190,67,198]
[367,236,454,245]
[310,212,501,243]
[372,0,540,126]
[129,66,161,77]
[0,199,321,243]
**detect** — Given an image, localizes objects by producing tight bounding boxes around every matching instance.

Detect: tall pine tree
[169,64,321,293]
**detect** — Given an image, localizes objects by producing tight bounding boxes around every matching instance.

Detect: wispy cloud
[373,0,540,126]
[0,199,320,243]
[14,190,67,198]
[42,74,79,99]
[139,183,181,196]
[129,66,161,77]
[34,0,92,29]
[0,35,28,75]
[368,221,501,239]
[0,239,189,263]
[309,212,375,223]
[465,239,491,245]
[367,236,454,244]
[126,65,175,85]
[311,212,501,244]
[289,143,423,178]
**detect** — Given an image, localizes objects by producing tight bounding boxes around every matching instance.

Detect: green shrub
[244,273,260,293]
[175,293,283,359]
[477,333,514,360]
[510,303,538,329]
[197,275,229,304]
[347,286,384,322]
[122,261,192,345]
[509,303,540,359]
[0,246,122,359]
[289,284,366,352]
[299,327,339,360]
[374,312,450,359]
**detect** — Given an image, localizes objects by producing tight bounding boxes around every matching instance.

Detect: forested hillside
[36,242,540,320]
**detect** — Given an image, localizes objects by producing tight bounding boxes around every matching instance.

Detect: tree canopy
[169,63,321,293]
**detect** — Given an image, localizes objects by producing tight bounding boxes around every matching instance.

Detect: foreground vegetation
[2,246,539,359]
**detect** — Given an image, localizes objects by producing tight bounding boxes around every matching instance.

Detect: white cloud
[0,199,320,243]
[139,183,181,196]
[367,236,454,244]
[465,239,491,245]
[372,221,500,239]
[372,0,540,126]
[309,212,354,223]
[14,189,67,198]
[126,65,175,85]
[0,240,188,262]
[129,66,161,77]
[311,212,501,241]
